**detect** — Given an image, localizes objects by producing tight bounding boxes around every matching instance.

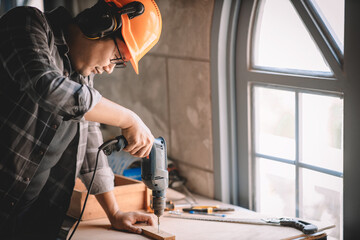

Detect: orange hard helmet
[105,0,162,74]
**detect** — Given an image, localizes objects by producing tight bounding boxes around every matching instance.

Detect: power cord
[67,138,120,240]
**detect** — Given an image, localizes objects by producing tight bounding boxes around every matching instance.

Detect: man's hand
[84,97,154,158]
[96,192,155,235]
[122,111,154,158]
[109,210,156,234]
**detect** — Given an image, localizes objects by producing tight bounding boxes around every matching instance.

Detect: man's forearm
[84,97,134,129]
[95,191,120,220]
[84,96,154,158]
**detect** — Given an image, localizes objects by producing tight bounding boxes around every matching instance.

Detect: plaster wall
[95,0,215,198]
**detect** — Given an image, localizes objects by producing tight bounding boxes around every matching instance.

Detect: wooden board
[141,226,175,240]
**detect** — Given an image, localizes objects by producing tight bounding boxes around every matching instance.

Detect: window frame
[250,83,344,219]
[211,0,360,238]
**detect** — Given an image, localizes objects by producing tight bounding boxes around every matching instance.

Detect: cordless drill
[101,136,168,231]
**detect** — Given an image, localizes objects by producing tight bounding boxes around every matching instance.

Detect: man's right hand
[122,111,154,158]
[84,97,154,158]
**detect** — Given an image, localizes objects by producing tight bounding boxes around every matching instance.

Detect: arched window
[211,0,358,239]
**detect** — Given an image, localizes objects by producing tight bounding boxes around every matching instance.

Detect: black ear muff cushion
[75,0,121,39]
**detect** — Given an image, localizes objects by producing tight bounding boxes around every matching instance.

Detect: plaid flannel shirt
[0,6,114,230]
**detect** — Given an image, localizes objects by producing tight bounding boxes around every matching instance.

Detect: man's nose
[104,64,115,74]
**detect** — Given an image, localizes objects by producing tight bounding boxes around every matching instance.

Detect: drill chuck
[152,195,166,217]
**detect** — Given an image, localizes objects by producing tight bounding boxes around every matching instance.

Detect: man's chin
[77,69,92,77]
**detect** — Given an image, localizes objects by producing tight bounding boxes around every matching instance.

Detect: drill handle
[114,135,128,151]
[99,135,128,155]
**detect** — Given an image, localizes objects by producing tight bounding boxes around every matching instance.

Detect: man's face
[69,35,131,77]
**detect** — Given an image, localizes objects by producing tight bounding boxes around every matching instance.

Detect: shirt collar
[45,7,72,53]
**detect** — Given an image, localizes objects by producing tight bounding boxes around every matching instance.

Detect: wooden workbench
[68,193,334,240]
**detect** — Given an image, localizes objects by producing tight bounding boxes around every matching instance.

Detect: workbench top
[68,193,334,240]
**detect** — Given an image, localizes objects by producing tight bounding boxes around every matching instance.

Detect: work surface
[69,194,334,240]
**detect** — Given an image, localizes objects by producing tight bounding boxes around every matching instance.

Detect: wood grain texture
[67,175,149,220]
[141,226,175,240]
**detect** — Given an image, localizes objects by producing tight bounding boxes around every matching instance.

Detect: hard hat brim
[106,0,162,75]
[120,0,162,75]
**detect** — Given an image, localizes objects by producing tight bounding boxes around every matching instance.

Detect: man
[0,0,162,239]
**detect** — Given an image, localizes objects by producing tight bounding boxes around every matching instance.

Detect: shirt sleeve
[0,7,101,120]
[79,121,115,195]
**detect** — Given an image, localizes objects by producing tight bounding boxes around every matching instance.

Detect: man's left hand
[109,210,155,234]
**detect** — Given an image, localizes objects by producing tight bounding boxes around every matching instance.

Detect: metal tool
[166,213,320,235]
[141,137,168,233]
[182,206,235,213]
[262,218,318,235]
[102,136,168,233]
[189,210,226,217]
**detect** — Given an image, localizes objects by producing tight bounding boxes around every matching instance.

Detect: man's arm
[0,7,101,121]
[95,191,155,234]
[84,97,153,158]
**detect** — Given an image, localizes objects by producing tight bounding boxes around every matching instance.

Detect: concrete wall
[95,0,215,198]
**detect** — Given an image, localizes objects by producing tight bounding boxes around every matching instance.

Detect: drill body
[141,137,168,218]
[101,136,168,219]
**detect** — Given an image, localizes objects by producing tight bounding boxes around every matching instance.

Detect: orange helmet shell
[105,0,162,74]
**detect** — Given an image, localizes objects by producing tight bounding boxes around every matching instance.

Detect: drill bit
[157,216,160,233]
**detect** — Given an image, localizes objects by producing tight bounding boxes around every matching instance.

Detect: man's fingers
[144,146,152,158]
[123,143,136,153]
[111,213,156,235]
[132,145,152,158]
[124,213,154,234]
[146,216,155,226]
[122,138,144,152]
[125,224,142,234]
[122,137,154,158]
[135,213,156,226]
[129,145,143,155]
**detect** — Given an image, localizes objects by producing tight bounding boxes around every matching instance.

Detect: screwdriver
[189,210,226,217]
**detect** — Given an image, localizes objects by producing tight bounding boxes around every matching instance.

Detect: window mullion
[295,91,301,218]
[290,0,344,81]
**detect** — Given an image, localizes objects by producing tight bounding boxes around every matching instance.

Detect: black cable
[68,139,118,240]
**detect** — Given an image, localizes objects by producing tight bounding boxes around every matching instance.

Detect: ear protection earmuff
[74,0,144,39]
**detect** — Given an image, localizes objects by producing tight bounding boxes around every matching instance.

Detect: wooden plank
[141,226,175,240]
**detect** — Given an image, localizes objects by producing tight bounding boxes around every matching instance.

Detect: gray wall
[95,0,215,198]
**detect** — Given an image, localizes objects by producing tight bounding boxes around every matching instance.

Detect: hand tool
[262,218,318,234]
[102,135,168,233]
[189,210,226,217]
[141,137,168,233]
[166,213,322,235]
[182,206,235,213]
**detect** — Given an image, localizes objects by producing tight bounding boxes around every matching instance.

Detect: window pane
[252,0,332,75]
[309,0,344,52]
[300,93,343,173]
[254,86,295,160]
[255,158,295,216]
[301,169,342,240]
